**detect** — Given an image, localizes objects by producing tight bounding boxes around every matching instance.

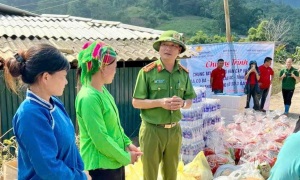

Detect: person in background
[75,41,142,180]
[210,58,226,94]
[258,57,274,112]
[268,131,300,179]
[3,44,90,180]
[132,30,197,180]
[244,60,260,110]
[279,58,299,115]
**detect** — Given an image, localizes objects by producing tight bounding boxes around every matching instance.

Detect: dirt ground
[269,83,300,119]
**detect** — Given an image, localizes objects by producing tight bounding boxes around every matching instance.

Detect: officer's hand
[161,98,173,110]
[170,96,184,110]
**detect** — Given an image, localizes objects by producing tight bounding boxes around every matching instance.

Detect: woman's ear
[40,72,50,83]
[44,72,50,80]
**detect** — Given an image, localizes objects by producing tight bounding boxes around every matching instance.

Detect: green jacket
[75,85,131,170]
[280,66,299,90]
[133,59,196,124]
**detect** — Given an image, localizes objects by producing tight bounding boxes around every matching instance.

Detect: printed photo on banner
[181,42,275,95]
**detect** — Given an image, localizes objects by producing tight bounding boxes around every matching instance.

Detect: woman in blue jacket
[4,44,90,180]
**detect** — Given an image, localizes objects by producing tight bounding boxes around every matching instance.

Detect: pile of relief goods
[126,85,297,179]
[125,151,213,180]
[180,86,222,164]
[178,86,296,179]
[210,109,297,179]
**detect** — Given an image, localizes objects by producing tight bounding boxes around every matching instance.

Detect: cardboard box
[3,159,17,180]
[211,94,247,110]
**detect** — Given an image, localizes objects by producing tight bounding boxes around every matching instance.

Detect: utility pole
[223,0,232,42]
[223,0,238,93]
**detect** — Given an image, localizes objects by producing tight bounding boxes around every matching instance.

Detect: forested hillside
[1,0,300,60]
[272,0,300,8]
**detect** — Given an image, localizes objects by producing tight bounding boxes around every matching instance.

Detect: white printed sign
[181,42,275,109]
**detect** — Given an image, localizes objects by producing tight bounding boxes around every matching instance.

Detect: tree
[36,0,67,14]
[208,0,253,35]
[187,31,232,44]
[187,31,210,44]
[86,0,117,20]
[67,0,90,18]
[246,18,290,43]
[247,21,268,41]
[163,0,179,14]
[264,18,290,42]
[3,0,38,12]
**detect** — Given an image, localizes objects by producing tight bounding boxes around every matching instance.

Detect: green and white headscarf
[78,41,117,85]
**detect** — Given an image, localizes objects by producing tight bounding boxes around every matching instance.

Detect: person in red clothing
[258,57,274,112]
[244,60,260,110]
[210,59,226,94]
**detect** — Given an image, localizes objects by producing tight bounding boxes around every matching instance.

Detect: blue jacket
[13,90,86,180]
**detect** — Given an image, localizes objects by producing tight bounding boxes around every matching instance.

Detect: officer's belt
[152,122,178,129]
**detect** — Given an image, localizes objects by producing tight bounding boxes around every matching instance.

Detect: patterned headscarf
[78,41,117,84]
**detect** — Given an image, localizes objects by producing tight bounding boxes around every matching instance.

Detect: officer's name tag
[154,79,165,84]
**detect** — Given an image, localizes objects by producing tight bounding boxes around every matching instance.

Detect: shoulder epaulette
[179,64,189,73]
[143,62,157,72]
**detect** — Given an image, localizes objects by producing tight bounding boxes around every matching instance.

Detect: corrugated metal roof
[0,13,193,63]
[0,37,193,62]
[0,14,161,40]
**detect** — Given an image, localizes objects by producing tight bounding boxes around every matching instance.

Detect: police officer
[132,30,196,180]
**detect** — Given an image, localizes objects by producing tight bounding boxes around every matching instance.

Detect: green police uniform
[133,59,196,180]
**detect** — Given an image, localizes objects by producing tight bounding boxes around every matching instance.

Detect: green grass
[155,16,220,38]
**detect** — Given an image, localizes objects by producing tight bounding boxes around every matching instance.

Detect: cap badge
[173,33,181,40]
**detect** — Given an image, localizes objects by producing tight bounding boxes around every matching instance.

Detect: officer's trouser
[139,121,182,180]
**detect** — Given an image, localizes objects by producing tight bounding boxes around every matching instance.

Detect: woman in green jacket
[75,41,142,180]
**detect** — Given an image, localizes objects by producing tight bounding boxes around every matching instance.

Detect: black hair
[4,44,70,93]
[76,67,82,92]
[217,59,224,62]
[264,57,272,63]
[247,60,260,73]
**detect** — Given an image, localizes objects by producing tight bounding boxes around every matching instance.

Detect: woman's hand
[127,144,140,152]
[84,171,92,180]
[127,144,143,164]
[129,151,143,164]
